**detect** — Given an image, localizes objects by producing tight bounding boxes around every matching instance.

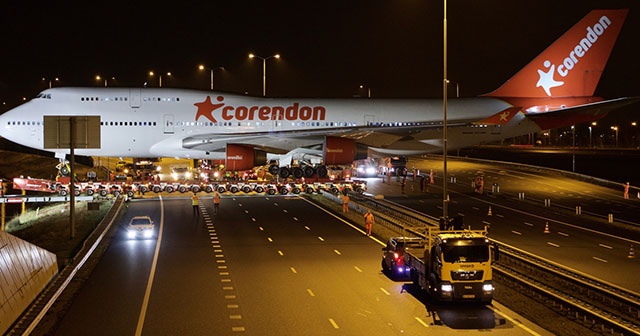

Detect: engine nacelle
[323,136,367,165]
[225,144,267,171]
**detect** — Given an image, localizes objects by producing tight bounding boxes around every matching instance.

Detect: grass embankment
[6,201,112,266]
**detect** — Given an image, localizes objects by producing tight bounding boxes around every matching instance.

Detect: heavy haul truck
[382,227,497,303]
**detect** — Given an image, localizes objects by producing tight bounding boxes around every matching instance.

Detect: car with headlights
[126,216,155,239]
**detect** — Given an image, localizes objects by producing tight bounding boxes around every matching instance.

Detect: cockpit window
[34,93,52,99]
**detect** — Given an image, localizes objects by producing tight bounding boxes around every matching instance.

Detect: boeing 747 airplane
[0,9,637,178]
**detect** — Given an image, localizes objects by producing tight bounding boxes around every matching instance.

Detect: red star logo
[194,96,224,123]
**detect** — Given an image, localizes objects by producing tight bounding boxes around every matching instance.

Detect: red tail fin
[484,9,628,98]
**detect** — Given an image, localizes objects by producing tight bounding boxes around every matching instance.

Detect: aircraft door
[129,89,141,108]
[164,114,175,134]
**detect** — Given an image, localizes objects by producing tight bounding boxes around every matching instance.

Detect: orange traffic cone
[629,245,636,258]
[487,206,492,216]
[543,222,550,234]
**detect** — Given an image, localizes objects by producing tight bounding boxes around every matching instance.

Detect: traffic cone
[543,222,550,233]
[629,245,636,258]
[487,206,492,216]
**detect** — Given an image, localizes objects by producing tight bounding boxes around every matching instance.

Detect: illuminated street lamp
[42,77,59,88]
[95,75,115,87]
[249,53,280,97]
[589,122,596,147]
[611,126,619,147]
[198,65,225,90]
[359,85,372,98]
[148,71,172,87]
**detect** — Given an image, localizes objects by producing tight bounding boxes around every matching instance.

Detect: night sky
[1,1,639,107]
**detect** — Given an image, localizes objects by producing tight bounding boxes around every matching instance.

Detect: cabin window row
[142,97,180,102]
[6,121,41,126]
[100,121,157,126]
[81,97,129,102]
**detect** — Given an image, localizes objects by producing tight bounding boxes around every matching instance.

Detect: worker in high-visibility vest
[192,193,199,215]
[364,210,374,236]
[213,190,221,214]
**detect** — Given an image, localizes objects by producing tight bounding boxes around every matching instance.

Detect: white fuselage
[0,87,540,159]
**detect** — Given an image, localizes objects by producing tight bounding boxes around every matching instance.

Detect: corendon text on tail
[221,99,326,121]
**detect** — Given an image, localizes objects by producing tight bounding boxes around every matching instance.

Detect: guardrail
[324,190,640,335]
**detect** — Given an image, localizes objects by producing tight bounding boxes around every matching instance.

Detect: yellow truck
[384,227,497,304]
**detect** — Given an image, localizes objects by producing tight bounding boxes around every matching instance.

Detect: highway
[382,156,640,292]
[51,194,550,336]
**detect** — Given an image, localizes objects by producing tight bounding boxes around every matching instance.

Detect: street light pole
[442,0,449,220]
[249,53,280,97]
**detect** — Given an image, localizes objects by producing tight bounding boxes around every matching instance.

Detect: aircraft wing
[524,97,640,130]
[181,119,473,154]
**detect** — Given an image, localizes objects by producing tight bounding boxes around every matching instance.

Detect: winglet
[475,107,522,125]
[484,9,628,98]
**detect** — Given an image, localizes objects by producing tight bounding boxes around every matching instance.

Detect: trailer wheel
[279,187,289,195]
[99,189,108,197]
[355,187,364,194]
[230,186,239,193]
[59,166,70,176]
[267,188,276,195]
[140,186,148,193]
[268,164,279,175]
[303,166,315,178]
[255,186,264,193]
[316,165,328,178]
[292,167,303,179]
[153,186,162,193]
[306,187,314,194]
[86,189,95,196]
[165,186,174,193]
[218,186,226,193]
[191,185,201,193]
[178,186,187,193]
[59,189,68,196]
[242,186,252,193]
[292,187,301,194]
[127,190,135,198]
[278,167,290,179]
[74,189,81,196]
[330,187,340,194]
[205,186,213,193]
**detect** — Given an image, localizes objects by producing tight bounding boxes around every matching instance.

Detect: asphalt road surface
[52,194,550,336]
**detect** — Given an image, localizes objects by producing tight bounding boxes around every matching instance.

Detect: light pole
[249,53,280,97]
[611,126,619,147]
[198,65,225,90]
[149,71,171,87]
[442,0,449,220]
[95,75,115,87]
[42,77,59,88]
[359,85,372,98]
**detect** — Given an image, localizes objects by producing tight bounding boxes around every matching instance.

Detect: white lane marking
[223,286,234,291]
[300,198,385,246]
[293,217,299,221]
[231,326,246,332]
[251,218,256,222]
[524,222,534,226]
[354,266,363,272]
[135,196,165,336]
[307,289,315,297]
[333,249,341,255]
[328,318,339,329]
[267,237,273,242]
[496,214,504,218]
[472,207,479,211]
[557,232,569,237]
[379,288,390,295]
[278,250,284,256]
[221,279,232,283]
[415,317,429,328]
[489,306,543,336]
[482,221,491,226]
[511,230,522,235]
[318,236,325,242]
[283,209,288,213]
[244,210,249,214]
[259,226,264,231]
[599,244,613,249]
[229,314,242,320]
[592,256,608,263]
[227,304,239,309]
[304,226,311,230]
[547,242,560,248]
[225,295,236,299]
[290,267,297,274]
